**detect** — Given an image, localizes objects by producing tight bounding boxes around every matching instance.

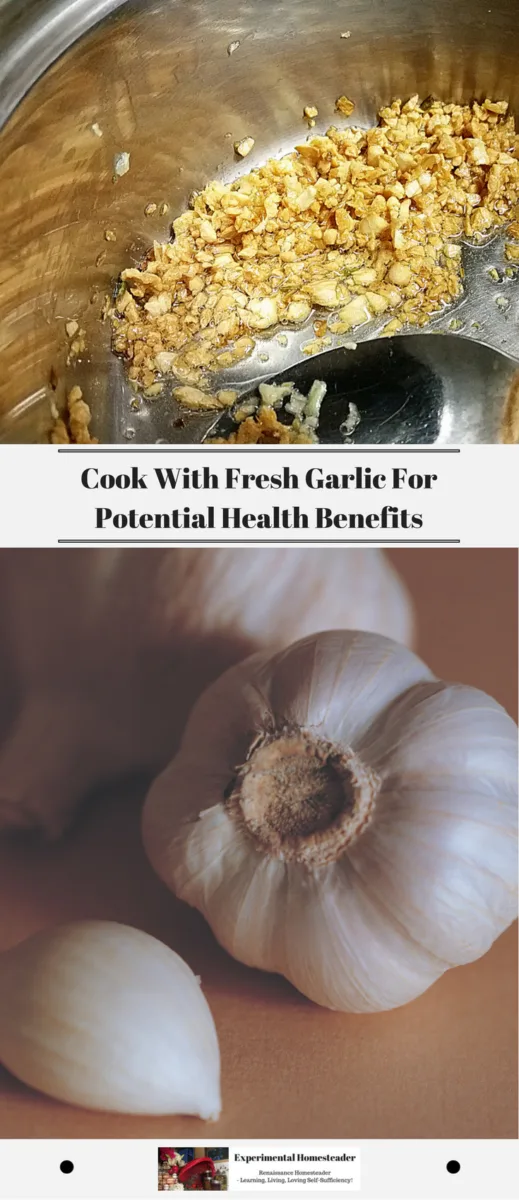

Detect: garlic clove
[0,921,221,1117]
[262,629,433,746]
[359,683,519,963]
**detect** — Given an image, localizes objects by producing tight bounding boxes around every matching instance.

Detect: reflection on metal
[0,0,518,443]
[0,0,127,127]
[208,337,518,446]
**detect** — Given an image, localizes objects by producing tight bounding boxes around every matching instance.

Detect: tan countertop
[0,549,516,1139]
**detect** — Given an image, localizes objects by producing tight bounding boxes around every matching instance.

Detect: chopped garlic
[382,318,403,336]
[246,296,278,329]
[234,137,255,157]
[155,351,177,373]
[113,95,519,390]
[483,99,508,115]
[388,263,412,287]
[286,300,312,323]
[443,243,462,259]
[173,385,225,410]
[216,390,238,407]
[285,388,308,417]
[208,377,327,444]
[305,379,327,418]
[308,280,339,307]
[199,219,218,242]
[296,185,317,211]
[405,179,421,198]
[144,293,172,316]
[113,151,130,177]
[91,122,103,137]
[340,401,361,437]
[335,95,355,117]
[365,291,389,314]
[258,382,295,407]
[50,385,97,445]
[351,267,378,287]
[358,213,388,237]
[337,296,371,329]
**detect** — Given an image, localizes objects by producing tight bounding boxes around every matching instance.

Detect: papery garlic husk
[0,921,221,1116]
[142,629,518,1014]
[0,548,413,836]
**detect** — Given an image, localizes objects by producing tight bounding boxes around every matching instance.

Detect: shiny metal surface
[1,0,519,443]
[207,336,518,446]
[0,0,125,126]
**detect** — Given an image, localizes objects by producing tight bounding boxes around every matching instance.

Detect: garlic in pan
[142,630,518,1014]
[0,921,221,1117]
[0,548,413,837]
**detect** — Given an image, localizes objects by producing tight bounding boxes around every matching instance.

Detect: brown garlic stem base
[225,728,380,868]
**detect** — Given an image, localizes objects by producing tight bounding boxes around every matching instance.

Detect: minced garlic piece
[217,389,239,406]
[208,378,326,444]
[113,151,130,178]
[65,321,86,363]
[173,385,237,410]
[335,95,355,116]
[209,405,314,444]
[234,137,255,157]
[388,263,412,287]
[111,95,519,394]
[50,386,98,444]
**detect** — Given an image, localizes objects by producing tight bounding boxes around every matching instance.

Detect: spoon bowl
[205,335,519,446]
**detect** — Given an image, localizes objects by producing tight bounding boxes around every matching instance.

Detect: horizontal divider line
[58,447,460,454]
[58,538,461,544]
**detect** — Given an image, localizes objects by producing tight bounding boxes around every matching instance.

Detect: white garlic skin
[0,921,221,1117]
[143,630,518,1014]
[0,548,413,837]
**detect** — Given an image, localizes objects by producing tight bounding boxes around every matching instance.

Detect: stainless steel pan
[1,0,518,443]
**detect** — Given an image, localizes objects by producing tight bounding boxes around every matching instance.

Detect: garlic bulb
[142,629,518,1014]
[0,921,220,1117]
[0,549,413,836]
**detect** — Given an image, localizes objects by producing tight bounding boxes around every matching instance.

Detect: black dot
[60,1161,74,1174]
[446,1160,460,1174]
